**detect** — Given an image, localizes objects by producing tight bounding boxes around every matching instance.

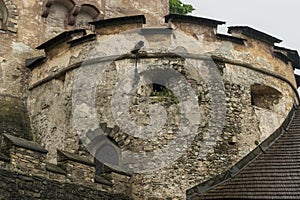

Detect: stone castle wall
[26,15,298,199]
[0,169,127,200]
[104,0,169,26]
[0,0,171,142]
[0,0,299,199]
[0,134,131,199]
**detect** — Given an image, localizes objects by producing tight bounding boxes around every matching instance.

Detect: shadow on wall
[0,0,8,30]
[251,84,282,110]
[0,95,32,140]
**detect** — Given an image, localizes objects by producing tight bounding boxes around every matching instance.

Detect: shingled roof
[274,46,300,70]
[187,104,300,199]
[228,26,282,45]
[165,14,225,28]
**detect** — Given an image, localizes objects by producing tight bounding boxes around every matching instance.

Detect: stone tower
[0,0,299,199]
[0,0,168,139]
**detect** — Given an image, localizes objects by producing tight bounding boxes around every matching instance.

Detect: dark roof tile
[94,175,113,186]
[3,134,48,154]
[46,162,66,175]
[139,28,173,35]
[275,46,300,69]
[228,26,282,45]
[57,150,94,166]
[89,15,146,29]
[67,34,96,47]
[36,29,86,50]
[25,56,46,70]
[187,104,300,199]
[216,33,246,45]
[295,74,300,88]
[165,14,225,28]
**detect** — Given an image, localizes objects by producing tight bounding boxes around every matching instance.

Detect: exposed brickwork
[26,23,298,198]
[0,168,129,200]
[0,0,299,199]
[0,134,131,199]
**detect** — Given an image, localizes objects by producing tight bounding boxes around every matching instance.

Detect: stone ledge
[25,56,47,70]
[216,33,246,45]
[139,28,173,35]
[46,162,66,175]
[165,14,225,28]
[36,29,87,51]
[89,15,146,29]
[67,34,96,47]
[94,175,113,187]
[295,74,300,88]
[0,152,10,162]
[2,134,48,154]
[273,51,290,64]
[228,26,282,45]
[57,150,94,166]
[274,46,300,69]
[102,163,132,177]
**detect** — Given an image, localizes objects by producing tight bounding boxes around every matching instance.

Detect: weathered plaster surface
[27,27,298,199]
[0,0,298,199]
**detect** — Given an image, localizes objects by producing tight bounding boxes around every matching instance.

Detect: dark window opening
[150,83,176,98]
[153,83,165,93]
[251,84,282,110]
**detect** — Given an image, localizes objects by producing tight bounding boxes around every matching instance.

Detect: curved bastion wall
[0,0,299,199]
[26,15,299,199]
[0,0,166,152]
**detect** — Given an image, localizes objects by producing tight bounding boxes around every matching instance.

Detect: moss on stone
[0,95,32,140]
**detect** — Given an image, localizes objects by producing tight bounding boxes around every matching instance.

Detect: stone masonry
[0,0,299,199]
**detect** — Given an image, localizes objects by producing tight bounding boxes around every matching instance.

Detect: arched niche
[42,0,75,34]
[74,4,101,30]
[251,84,282,110]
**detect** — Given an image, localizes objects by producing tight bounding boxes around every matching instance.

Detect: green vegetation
[150,86,179,104]
[150,87,174,97]
[169,0,195,15]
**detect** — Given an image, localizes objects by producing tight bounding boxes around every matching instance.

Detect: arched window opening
[251,84,282,110]
[137,69,180,101]
[150,83,174,97]
[75,4,101,30]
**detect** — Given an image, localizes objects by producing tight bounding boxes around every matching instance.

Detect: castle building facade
[0,0,299,199]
